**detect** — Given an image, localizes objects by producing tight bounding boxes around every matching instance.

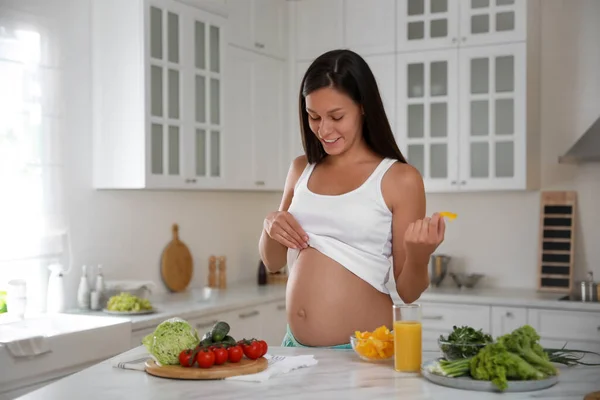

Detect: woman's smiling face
[305,87,363,156]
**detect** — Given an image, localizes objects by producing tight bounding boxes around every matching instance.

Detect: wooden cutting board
[145,357,268,380]
[160,224,193,292]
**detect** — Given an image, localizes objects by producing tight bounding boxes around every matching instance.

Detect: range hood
[558,115,600,164]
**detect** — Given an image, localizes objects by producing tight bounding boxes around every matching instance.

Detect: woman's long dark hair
[299,49,407,165]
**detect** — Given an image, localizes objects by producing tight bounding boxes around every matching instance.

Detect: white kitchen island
[13,346,600,400]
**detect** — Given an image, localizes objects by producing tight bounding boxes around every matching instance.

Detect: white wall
[3,0,598,309]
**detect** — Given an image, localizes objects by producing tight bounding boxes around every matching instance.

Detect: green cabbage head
[142,317,199,365]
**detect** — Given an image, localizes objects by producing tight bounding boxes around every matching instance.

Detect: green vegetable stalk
[142,318,200,365]
[496,325,557,376]
[470,342,547,391]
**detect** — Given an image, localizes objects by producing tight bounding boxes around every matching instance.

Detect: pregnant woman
[258,49,446,348]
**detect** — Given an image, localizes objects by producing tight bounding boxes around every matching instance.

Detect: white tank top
[286,157,397,294]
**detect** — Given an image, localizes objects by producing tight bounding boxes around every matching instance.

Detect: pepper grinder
[208,256,217,288]
[218,256,227,289]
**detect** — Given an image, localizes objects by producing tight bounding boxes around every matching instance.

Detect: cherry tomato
[196,349,215,368]
[242,340,262,360]
[179,349,195,367]
[213,347,228,365]
[228,345,243,363]
[257,340,268,357]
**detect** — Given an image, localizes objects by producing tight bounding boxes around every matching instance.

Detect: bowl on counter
[449,272,485,289]
[438,338,490,360]
[350,335,394,362]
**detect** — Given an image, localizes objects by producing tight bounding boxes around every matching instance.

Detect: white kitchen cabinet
[225,46,287,191]
[396,0,526,53]
[396,0,460,52]
[457,42,527,191]
[228,305,264,340]
[395,31,539,193]
[261,300,288,346]
[490,306,527,337]
[92,0,227,190]
[458,0,527,47]
[528,308,600,357]
[225,0,286,59]
[364,54,397,137]
[292,0,344,62]
[527,308,600,345]
[344,0,396,56]
[396,49,459,192]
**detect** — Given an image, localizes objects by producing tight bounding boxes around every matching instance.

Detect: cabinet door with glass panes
[459,0,526,47]
[396,0,460,52]
[396,0,527,53]
[396,50,459,192]
[458,43,525,191]
[146,0,225,189]
[185,8,226,189]
[147,1,186,188]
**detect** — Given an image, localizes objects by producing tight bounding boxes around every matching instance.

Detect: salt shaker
[208,256,217,288]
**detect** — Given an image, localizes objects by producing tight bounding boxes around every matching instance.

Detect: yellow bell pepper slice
[439,211,457,220]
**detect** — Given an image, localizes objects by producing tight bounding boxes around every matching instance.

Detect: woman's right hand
[263,211,309,250]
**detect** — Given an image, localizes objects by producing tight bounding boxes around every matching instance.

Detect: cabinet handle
[505,312,514,318]
[422,315,443,320]
[255,181,265,186]
[196,319,218,329]
[452,37,457,43]
[451,181,457,185]
[239,310,259,319]
[254,42,265,49]
[460,180,466,185]
[597,326,600,331]
[462,37,466,42]
[185,178,197,183]
[276,304,285,311]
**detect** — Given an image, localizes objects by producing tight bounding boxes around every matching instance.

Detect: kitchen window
[0,8,66,314]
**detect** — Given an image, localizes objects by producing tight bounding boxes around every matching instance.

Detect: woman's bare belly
[286,247,393,346]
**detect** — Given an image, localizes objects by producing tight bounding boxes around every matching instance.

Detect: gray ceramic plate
[102,308,156,316]
[421,360,559,393]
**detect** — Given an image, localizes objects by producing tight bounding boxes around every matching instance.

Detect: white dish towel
[111,348,318,382]
[0,336,51,358]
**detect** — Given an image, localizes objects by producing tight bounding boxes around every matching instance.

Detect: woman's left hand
[403,212,446,265]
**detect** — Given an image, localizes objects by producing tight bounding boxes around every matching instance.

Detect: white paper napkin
[225,354,318,383]
[111,349,318,381]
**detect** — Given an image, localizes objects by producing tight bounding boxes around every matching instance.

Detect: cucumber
[221,335,237,346]
[199,337,213,347]
[210,321,230,342]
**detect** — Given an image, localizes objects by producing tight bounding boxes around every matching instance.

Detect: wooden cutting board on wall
[160,223,193,292]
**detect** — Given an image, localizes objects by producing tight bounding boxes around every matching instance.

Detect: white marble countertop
[15,346,600,400]
[67,282,288,331]
[66,281,599,333]
[417,286,600,311]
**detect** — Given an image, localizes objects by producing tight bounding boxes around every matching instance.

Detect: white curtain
[0,3,67,311]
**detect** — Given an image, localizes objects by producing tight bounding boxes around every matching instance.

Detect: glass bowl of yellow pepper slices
[350,325,394,362]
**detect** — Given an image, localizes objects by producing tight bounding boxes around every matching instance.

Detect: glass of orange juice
[393,303,422,374]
